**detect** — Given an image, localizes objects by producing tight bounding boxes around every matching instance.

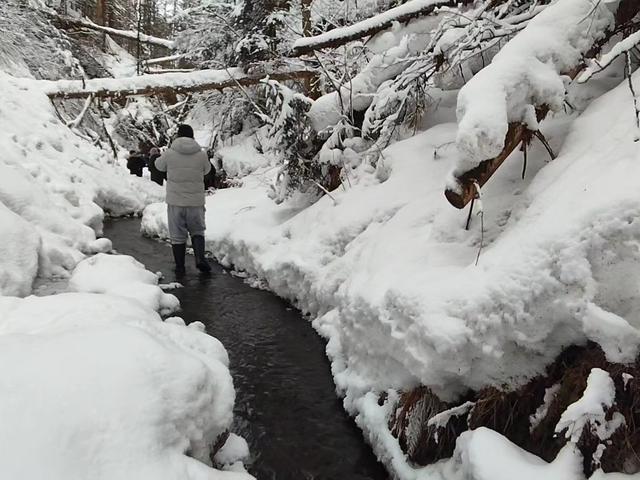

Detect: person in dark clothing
[147,147,166,186]
[204,149,216,190]
[126,150,145,177]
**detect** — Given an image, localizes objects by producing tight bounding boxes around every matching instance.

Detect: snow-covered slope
[143,63,640,479]
[0,4,253,479]
[0,71,162,295]
[0,254,253,480]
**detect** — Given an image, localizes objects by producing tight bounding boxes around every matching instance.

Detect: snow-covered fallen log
[53,14,176,49]
[445,0,640,209]
[290,0,466,56]
[41,67,316,99]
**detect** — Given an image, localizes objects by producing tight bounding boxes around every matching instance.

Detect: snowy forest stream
[103,217,389,480]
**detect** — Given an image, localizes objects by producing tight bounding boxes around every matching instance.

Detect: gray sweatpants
[167,205,206,244]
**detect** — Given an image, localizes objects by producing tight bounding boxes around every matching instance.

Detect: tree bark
[444,110,545,209]
[95,0,107,25]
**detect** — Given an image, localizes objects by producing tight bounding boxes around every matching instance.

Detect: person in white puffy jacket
[156,124,212,275]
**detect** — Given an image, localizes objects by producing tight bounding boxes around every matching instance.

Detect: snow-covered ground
[0,254,253,480]
[0,3,252,478]
[142,60,640,480]
[0,70,162,295]
[0,71,254,477]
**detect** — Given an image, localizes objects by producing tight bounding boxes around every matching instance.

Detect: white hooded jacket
[156,137,211,207]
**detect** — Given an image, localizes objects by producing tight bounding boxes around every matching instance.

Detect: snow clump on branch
[454,0,616,173]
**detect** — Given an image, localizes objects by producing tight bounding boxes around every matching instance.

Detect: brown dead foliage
[389,386,471,464]
[389,342,640,475]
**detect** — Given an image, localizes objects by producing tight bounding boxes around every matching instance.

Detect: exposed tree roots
[389,343,640,475]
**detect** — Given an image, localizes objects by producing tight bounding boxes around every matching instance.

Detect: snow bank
[218,141,271,178]
[454,0,616,173]
[143,66,640,477]
[0,291,252,480]
[0,237,250,478]
[69,253,180,315]
[0,202,40,296]
[0,6,251,480]
[441,427,584,480]
[0,70,162,293]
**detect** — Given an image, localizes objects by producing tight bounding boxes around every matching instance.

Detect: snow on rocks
[69,253,180,315]
[454,0,617,174]
[555,368,624,444]
[0,292,252,480]
[581,303,640,364]
[530,384,561,433]
[440,427,584,480]
[0,7,251,479]
[0,202,40,296]
[142,201,171,239]
[214,433,251,468]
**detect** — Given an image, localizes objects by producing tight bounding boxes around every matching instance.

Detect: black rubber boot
[172,243,186,277]
[191,235,211,273]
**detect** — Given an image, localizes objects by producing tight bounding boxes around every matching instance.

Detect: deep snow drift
[0,4,250,478]
[142,60,640,480]
[0,254,253,480]
[0,70,252,478]
[0,70,163,296]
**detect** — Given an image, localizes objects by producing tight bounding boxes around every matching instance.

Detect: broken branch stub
[445,107,547,210]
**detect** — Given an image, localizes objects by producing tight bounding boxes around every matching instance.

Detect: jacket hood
[170,137,202,155]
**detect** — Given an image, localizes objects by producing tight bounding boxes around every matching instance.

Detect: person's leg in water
[186,206,211,273]
[167,205,188,276]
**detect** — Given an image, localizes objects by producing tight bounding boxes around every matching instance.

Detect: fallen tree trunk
[445,0,640,209]
[53,15,175,49]
[41,67,316,99]
[290,0,467,56]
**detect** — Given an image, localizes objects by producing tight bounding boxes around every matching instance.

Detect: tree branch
[445,0,640,209]
[40,67,316,100]
[52,14,175,49]
[290,0,473,56]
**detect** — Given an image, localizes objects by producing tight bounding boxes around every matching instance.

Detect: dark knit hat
[176,124,194,138]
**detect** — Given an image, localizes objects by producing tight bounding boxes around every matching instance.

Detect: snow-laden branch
[144,54,186,66]
[54,15,175,49]
[578,29,640,83]
[290,0,467,56]
[39,67,316,99]
[66,93,94,128]
[445,0,640,209]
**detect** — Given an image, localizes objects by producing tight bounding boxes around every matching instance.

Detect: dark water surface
[104,218,389,480]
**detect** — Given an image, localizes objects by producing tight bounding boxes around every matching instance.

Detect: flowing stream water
[104,218,389,480]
